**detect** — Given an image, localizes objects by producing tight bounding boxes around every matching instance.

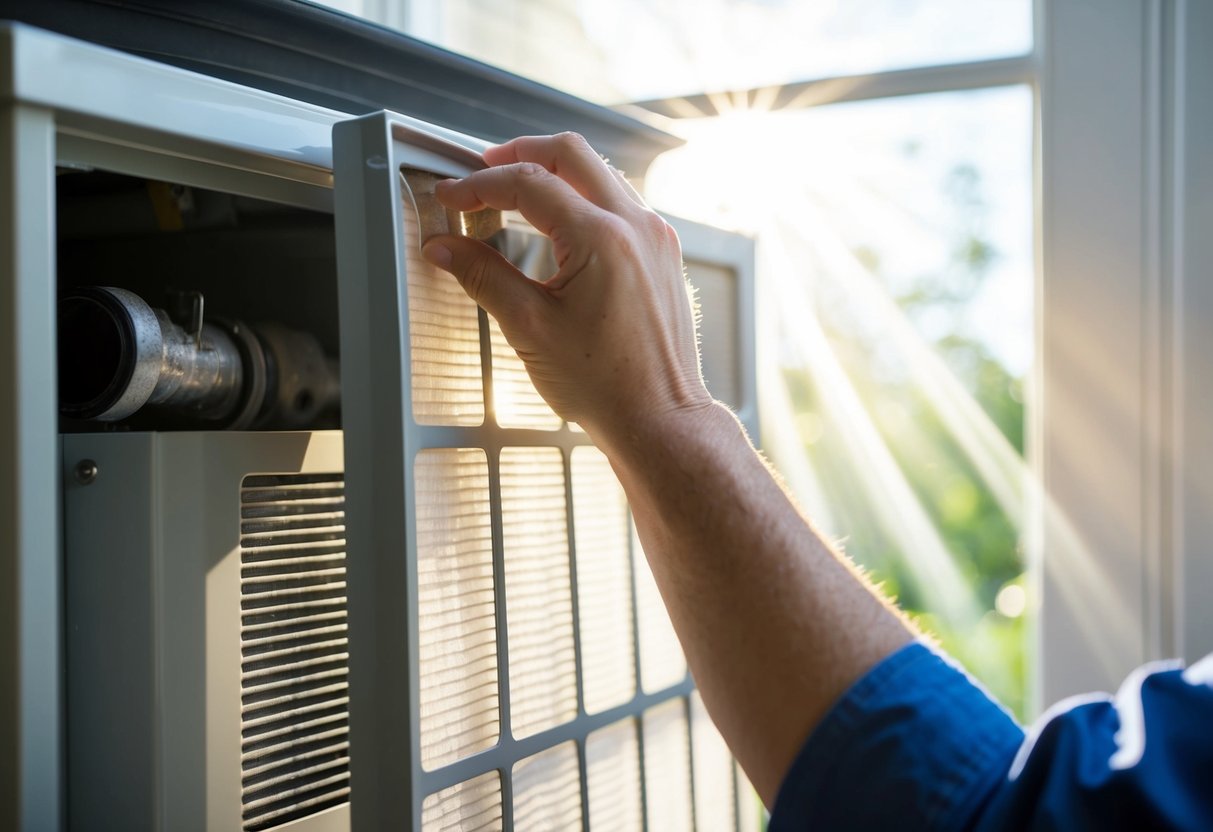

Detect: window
[646,84,1034,717]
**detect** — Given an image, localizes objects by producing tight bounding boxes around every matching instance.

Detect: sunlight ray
[750,84,783,114]
[796,211,1026,519]
[783,189,1133,680]
[706,90,736,117]
[758,358,839,535]
[779,75,870,111]
[664,96,715,120]
[762,228,983,629]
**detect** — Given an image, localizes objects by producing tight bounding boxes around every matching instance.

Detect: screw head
[74,459,98,485]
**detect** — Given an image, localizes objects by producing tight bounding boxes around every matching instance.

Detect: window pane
[313,0,1031,106]
[647,86,1034,718]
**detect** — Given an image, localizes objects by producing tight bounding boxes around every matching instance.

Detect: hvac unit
[3,17,757,832]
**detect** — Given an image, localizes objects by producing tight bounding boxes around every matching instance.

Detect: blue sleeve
[769,643,1213,831]
[767,642,1024,830]
[975,656,1213,830]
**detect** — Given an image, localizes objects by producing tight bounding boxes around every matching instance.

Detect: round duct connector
[58,286,165,421]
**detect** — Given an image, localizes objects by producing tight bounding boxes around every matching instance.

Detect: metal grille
[239,472,350,831]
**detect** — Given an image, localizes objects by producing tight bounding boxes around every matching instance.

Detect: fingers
[434,162,599,239]
[485,133,637,213]
[421,235,546,329]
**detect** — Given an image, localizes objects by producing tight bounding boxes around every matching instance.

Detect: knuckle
[515,161,549,180]
[514,162,548,178]
[640,209,672,239]
[598,214,635,247]
[596,215,651,264]
[555,131,590,153]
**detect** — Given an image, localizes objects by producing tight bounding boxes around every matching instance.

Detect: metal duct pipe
[58,286,339,429]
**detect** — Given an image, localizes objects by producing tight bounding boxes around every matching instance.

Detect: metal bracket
[167,289,206,350]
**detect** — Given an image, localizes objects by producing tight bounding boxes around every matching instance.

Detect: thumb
[422,235,542,328]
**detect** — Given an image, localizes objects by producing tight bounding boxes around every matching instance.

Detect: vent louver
[240,472,350,831]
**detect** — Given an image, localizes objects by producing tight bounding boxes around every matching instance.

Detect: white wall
[1038,0,1213,703]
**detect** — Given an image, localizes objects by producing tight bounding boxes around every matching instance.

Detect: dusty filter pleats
[634,526,688,692]
[501,447,578,738]
[490,315,562,429]
[238,472,351,831]
[572,447,637,714]
[692,691,737,832]
[644,699,695,832]
[587,718,644,831]
[488,233,562,429]
[402,170,486,427]
[415,449,500,769]
[422,771,503,832]
[512,742,584,830]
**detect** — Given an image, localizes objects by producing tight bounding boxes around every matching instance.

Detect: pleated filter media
[512,742,583,829]
[571,448,636,715]
[415,449,500,769]
[396,182,754,829]
[500,448,579,738]
[591,719,646,829]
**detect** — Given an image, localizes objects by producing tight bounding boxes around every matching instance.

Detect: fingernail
[422,242,452,269]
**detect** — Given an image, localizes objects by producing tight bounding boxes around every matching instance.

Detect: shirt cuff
[769,641,1024,831]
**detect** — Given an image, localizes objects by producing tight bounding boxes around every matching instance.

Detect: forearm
[595,401,915,805]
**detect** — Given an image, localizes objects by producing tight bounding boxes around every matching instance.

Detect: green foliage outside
[783,162,1028,719]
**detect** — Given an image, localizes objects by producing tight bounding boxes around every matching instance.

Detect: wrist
[587,397,743,475]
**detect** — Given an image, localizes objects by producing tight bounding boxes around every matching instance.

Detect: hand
[420,132,713,443]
